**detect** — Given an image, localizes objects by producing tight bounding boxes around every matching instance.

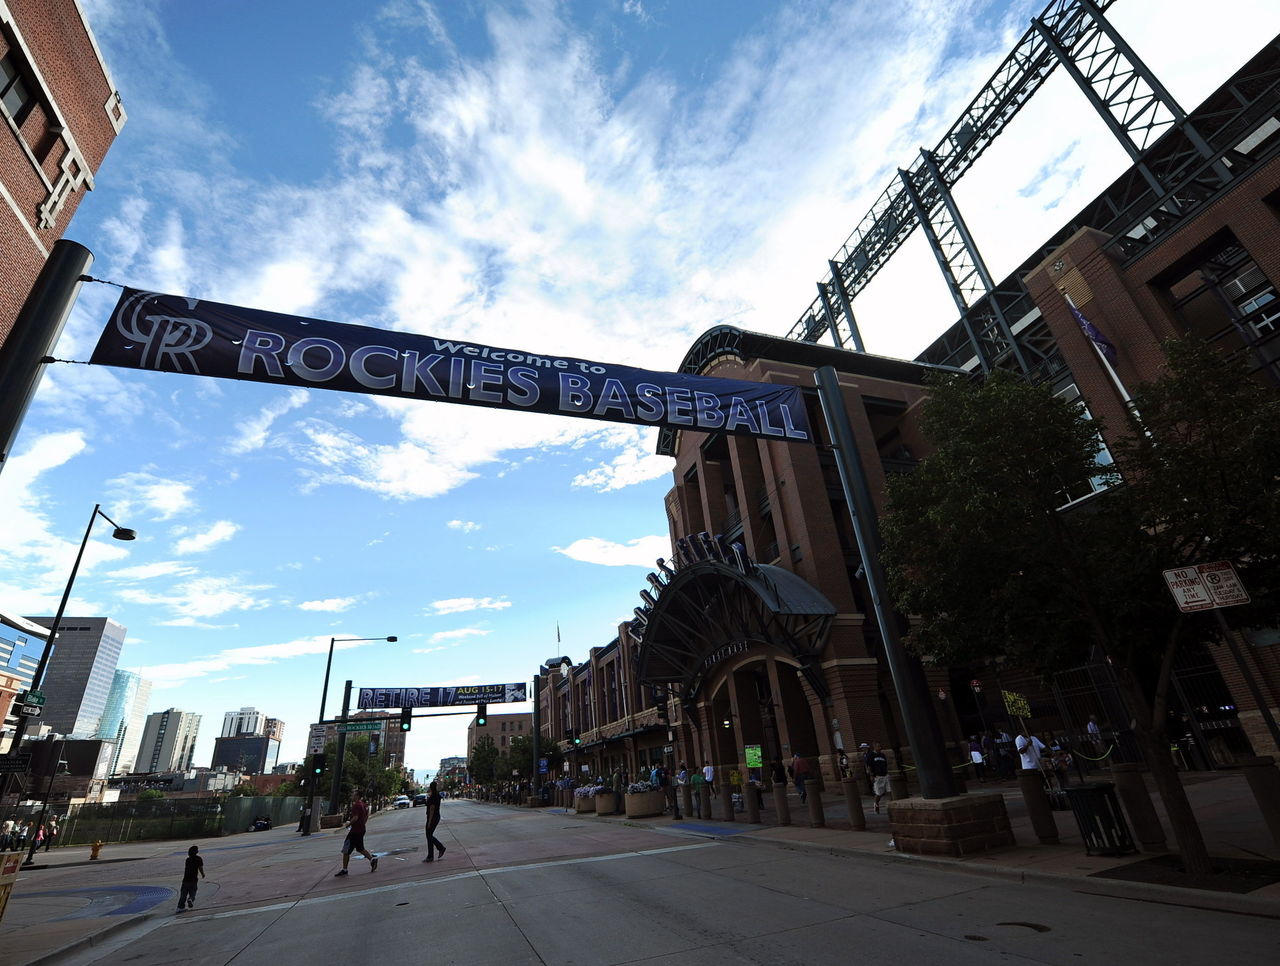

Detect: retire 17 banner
[91,288,812,443]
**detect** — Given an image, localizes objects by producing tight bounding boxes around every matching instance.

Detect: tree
[881,342,1280,876]
[469,734,498,784]
[137,788,165,801]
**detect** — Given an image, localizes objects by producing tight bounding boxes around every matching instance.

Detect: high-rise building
[134,708,200,773]
[0,610,46,750]
[221,706,265,738]
[95,669,152,775]
[24,617,126,737]
[264,717,284,741]
[0,1,125,467]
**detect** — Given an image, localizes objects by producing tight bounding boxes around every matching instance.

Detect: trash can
[1063,782,1137,857]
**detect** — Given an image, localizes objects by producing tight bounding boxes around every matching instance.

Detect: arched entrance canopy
[634,556,836,704]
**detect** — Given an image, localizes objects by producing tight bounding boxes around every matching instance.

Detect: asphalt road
[37,800,1280,965]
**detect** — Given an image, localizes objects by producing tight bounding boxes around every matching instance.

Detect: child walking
[177,845,205,912]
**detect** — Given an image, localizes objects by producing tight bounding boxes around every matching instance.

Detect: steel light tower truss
[784,0,1227,365]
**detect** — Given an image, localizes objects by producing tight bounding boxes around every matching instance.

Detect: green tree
[881,343,1280,876]
[469,734,498,784]
[136,788,165,801]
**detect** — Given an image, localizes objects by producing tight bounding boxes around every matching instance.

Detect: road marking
[161,841,719,927]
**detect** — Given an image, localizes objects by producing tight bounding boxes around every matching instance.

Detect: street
[6,800,1274,965]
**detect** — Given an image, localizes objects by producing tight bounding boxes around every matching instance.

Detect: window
[1,51,34,124]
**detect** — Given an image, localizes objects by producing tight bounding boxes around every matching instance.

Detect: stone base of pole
[745,783,761,823]
[720,786,735,822]
[889,771,909,801]
[1239,756,1280,847]
[806,783,825,827]
[699,788,712,820]
[1017,767,1060,844]
[772,783,791,826]
[842,778,866,830]
[680,784,693,820]
[1110,762,1167,851]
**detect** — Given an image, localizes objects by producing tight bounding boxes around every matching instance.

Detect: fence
[222,796,316,834]
[8,798,228,847]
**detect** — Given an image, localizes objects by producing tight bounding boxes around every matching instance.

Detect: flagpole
[1060,289,1135,407]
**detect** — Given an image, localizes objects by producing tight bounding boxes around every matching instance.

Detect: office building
[95,669,151,775]
[210,734,280,775]
[221,706,265,737]
[25,616,126,737]
[134,708,200,773]
[0,610,46,750]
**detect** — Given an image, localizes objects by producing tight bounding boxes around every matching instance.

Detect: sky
[2,0,1276,781]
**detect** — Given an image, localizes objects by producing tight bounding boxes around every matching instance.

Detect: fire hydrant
[90,840,104,860]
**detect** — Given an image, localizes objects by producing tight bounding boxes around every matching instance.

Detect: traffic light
[573,731,582,746]
[400,707,413,732]
[312,752,326,776]
[476,704,487,727]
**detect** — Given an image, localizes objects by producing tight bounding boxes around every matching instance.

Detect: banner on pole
[357,682,528,710]
[91,289,812,444]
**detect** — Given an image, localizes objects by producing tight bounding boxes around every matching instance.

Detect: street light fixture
[301,634,396,835]
[1,504,134,807]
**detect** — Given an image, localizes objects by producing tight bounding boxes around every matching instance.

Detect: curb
[17,912,157,966]
[541,802,1280,919]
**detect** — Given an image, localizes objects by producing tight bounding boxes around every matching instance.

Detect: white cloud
[297,597,358,612]
[571,427,673,491]
[447,519,481,532]
[107,561,199,581]
[553,534,670,567]
[109,471,196,521]
[173,520,240,555]
[118,575,271,619]
[130,634,381,687]
[226,388,310,454]
[426,596,511,616]
[428,627,491,644]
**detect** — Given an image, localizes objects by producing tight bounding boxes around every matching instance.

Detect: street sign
[663,744,674,754]
[338,720,383,733]
[19,705,41,717]
[538,757,548,774]
[1163,561,1250,613]
[16,690,44,707]
[0,754,32,774]
[307,723,326,754]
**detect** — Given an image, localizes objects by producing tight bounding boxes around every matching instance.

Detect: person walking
[422,781,447,862]
[701,760,716,796]
[44,816,58,851]
[176,845,205,912]
[868,743,890,814]
[790,753,811,804]
[335,792,377,876]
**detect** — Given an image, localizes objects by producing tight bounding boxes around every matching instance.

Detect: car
[412,794,428,807]
[393,796,411,809]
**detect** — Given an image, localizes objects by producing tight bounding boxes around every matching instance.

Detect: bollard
[806,783,825,828]
[681,785,694,821]
[1110,762,1167,851]
[720,786,736,822]
[1239,756,1280,847]
[1017,767,1060,844]
[772,782,792,826]
[746,783,761,824]
[841,778,866,831]
[889,771,909,801]
[699,786,712,820]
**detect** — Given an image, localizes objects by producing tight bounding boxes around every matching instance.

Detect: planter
[624,789,666,819]
[573,794,596,814]
[594,791,617,815]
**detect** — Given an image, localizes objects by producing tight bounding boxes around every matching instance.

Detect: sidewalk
[554,768,1280,916]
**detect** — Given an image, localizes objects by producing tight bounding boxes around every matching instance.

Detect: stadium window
[1,50,35,125]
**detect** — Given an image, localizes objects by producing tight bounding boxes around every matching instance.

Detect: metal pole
[24,736,66,867]
[329,680,353,813]
[813,366,955,799]
[302,636,339,835]
[531,674,541,801]
[0,240,93,476]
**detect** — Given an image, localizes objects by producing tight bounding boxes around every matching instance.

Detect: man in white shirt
[1015,731,1046,771]
[702,760,716,795]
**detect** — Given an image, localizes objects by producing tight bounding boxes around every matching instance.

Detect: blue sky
[2,0,1275,780]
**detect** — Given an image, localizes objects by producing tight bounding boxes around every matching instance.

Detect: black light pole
[303,635,395,833]
[1,504,134,806]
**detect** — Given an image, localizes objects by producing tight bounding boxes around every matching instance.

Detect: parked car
[413,793,428,807]
[393,796,412,809]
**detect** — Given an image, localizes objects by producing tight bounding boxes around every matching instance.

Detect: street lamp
[302,635,396,834]
[1,504,134,805]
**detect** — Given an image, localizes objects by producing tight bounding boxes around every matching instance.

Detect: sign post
[1161,560,1280,750]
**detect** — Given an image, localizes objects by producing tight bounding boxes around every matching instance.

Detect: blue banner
[91,289,812,443]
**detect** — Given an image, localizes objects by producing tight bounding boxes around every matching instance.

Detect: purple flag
[1069,305,1117,366]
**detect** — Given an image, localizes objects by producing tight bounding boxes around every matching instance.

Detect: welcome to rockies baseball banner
[90,289,812,443]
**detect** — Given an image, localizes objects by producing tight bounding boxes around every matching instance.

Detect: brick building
[466,711,532,761]
[1,0,124,350]
[537,6,1280,786]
